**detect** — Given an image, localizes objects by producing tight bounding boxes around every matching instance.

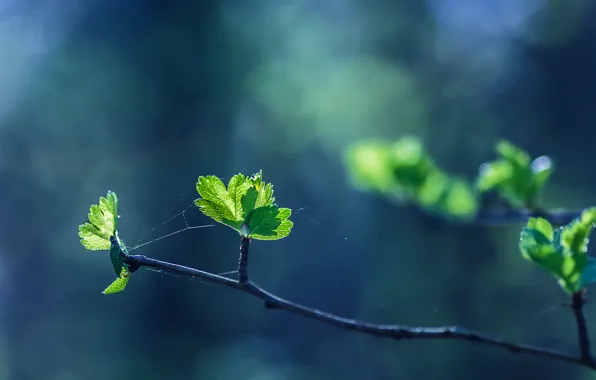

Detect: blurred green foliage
[344,136,554,220]
[476,141,553,208]
[344,136,477,219]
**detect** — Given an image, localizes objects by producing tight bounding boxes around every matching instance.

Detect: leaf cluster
[344,137,477,219]
[476,140,552,208]
[78,171,293,294]
[194,170,293,240]
[78,192,131,294]
[344,137,553,219]
[520,208,596,293]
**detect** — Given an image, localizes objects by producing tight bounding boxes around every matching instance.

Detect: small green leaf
[102,266,130,295]
[476,161,512,192]
[520,217,561,272]
[241,187,258,219]
[227,174,252,220]
[476,141,552,208]
[344,141,394,193]
[560,207,596,254]
[195,176,236,222]
[441,180,478,218]
[78,191,119,251]
[496,140,530,168]
[519,210,596,294]
[530,156,553,192]
[390,137,434,191]
[249,170,275,208]
[246,206,293,240]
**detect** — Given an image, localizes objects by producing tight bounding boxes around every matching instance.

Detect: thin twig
[571,290,596,364]
[474,209,582,226]
[121,253,596,370]
[238,236,250,284]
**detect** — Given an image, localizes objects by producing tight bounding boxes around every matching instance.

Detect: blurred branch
[121,244,596,371]
[473,208,583,226]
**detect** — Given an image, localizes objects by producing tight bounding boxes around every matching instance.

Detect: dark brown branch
[121,253,596,370]
[238,236,250,284]
[572,291,596,364]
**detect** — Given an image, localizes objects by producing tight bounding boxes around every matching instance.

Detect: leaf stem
[238,235,250,284]
[571,290,596,364]
[120,253,596,371]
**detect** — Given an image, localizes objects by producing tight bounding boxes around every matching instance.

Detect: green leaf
[441,180,478,218]
[476,161,512,192]
[560,207,596,254]
[241,187,258,219]
[102,266,130,295]
[195,176,236,222]
[390,137,435,191]
[476,140,552,208]
[227,174,252,220]
[519,209,596,293]
[520,217,561,270]
[530,156,553,193]
[248,170,275,208]
[78,191,119,251]
[344,141,395,192]
[496,140,530,168]
[195,172,293,239]
[246,206,293,240]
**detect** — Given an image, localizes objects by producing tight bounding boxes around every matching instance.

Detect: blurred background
[1,0,596,379]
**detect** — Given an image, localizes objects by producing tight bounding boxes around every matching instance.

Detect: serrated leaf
[246,206,293,240]
[196,172,292,239]
[241,187,258,218]
[195,176,236,222]
[227,174,251,220]
[476,161,512,192]
[520,211,596,294]
[78,191,119,251]
[520,218,561,271]
[560,207,596,254]
[102,266,130,295]
[255,182,274,208]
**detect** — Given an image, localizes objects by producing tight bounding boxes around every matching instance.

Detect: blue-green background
[1,0,596,379]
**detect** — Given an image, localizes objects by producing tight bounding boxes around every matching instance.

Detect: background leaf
[520,210,596,293]
[476,141,552,208]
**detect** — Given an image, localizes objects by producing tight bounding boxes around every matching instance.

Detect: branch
[572,290,596,364]
[121,252,596,370]
[474,208,582,226]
